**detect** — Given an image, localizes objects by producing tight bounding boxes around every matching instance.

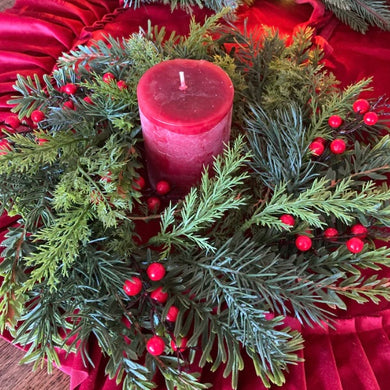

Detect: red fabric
[1,1,390,389]
[0,0,119,124]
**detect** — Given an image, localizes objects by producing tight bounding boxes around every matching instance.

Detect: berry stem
[372,95,390,110]
[116,294,168,367]
[338,122,364,135]
[252,187,272,210]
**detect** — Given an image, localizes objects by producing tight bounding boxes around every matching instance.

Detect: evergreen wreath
[1,10,390,390]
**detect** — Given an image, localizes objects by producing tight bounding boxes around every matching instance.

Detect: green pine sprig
[23,206,93,291]
[324,0,390,32]
[244,177,390,231]
[150,136,250,256]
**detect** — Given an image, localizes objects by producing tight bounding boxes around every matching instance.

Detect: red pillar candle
[137,59,234,197]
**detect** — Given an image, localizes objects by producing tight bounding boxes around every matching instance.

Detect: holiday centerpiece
[1,9,390,390]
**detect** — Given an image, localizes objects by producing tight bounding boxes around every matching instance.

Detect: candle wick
[179,71,187,91]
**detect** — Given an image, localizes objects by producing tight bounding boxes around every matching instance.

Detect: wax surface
[140,109,232,192]
[137,59,234,134]
[137,59,234,197]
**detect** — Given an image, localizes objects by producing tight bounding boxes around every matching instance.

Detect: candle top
[137,59,234,134]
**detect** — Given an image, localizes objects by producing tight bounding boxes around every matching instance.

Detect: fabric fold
[303,323,343,390]
[356,315,390,389]
[330,318,381,390]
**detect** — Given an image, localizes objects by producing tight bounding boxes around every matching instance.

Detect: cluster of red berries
[0,115,22,153]
[309,98,379,157]
[31,83,80,123]
[146,334,188,356]
[132,175,171,213]
[3,73,123,135]
[29,77,101,126]
[102,72,128,90]
[123,262,186,356]
[122,177,176,356]
[280,214,367,254]
[1,114,51,153]
[352,98,378,125]
[32,72,126,122]
[309,136,346,156]
[328,98,378,128]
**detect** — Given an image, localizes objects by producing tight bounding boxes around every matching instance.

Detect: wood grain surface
[0,0,14,11]
[0,338,70,390]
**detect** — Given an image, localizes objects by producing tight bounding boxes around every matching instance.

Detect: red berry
[83,96,94,104]
[166,306,179,322]
[146,335,165,356]
[38,138,48,145]
[132,176,145,191]
[156,180,171,195]
[328,115,343,128]
[150,286,168,303]
[4,115,20,129]
[363,111,378,126]
[101,172,112,182]
[147,197,161,213]
[0,139,11,155]
[330,139,346,154]
[313,137,326,144]
[346,237,364,254]
[123,277,143,296]
[351,224,367,238]
[63,100,75,110]
[63,83,77,95]
[295,235,312,251]
[324,227,338,239]
[146,263,166,281]
[117,80,127,90]
[353,99,370,114]
[280,214,295,227]
[121,315,131,329]
[31,110,45,123]
[309,141,325,156]
[103,72,115,83]
[170,337,188,352]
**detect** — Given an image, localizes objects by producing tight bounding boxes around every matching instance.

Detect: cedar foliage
[0,11,390,390]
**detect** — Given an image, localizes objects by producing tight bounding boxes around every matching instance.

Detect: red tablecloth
[1,1,390,389]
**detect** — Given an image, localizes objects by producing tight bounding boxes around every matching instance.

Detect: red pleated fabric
[0,0,119,125]
[1,1,390,390]
[303,323,343,390]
